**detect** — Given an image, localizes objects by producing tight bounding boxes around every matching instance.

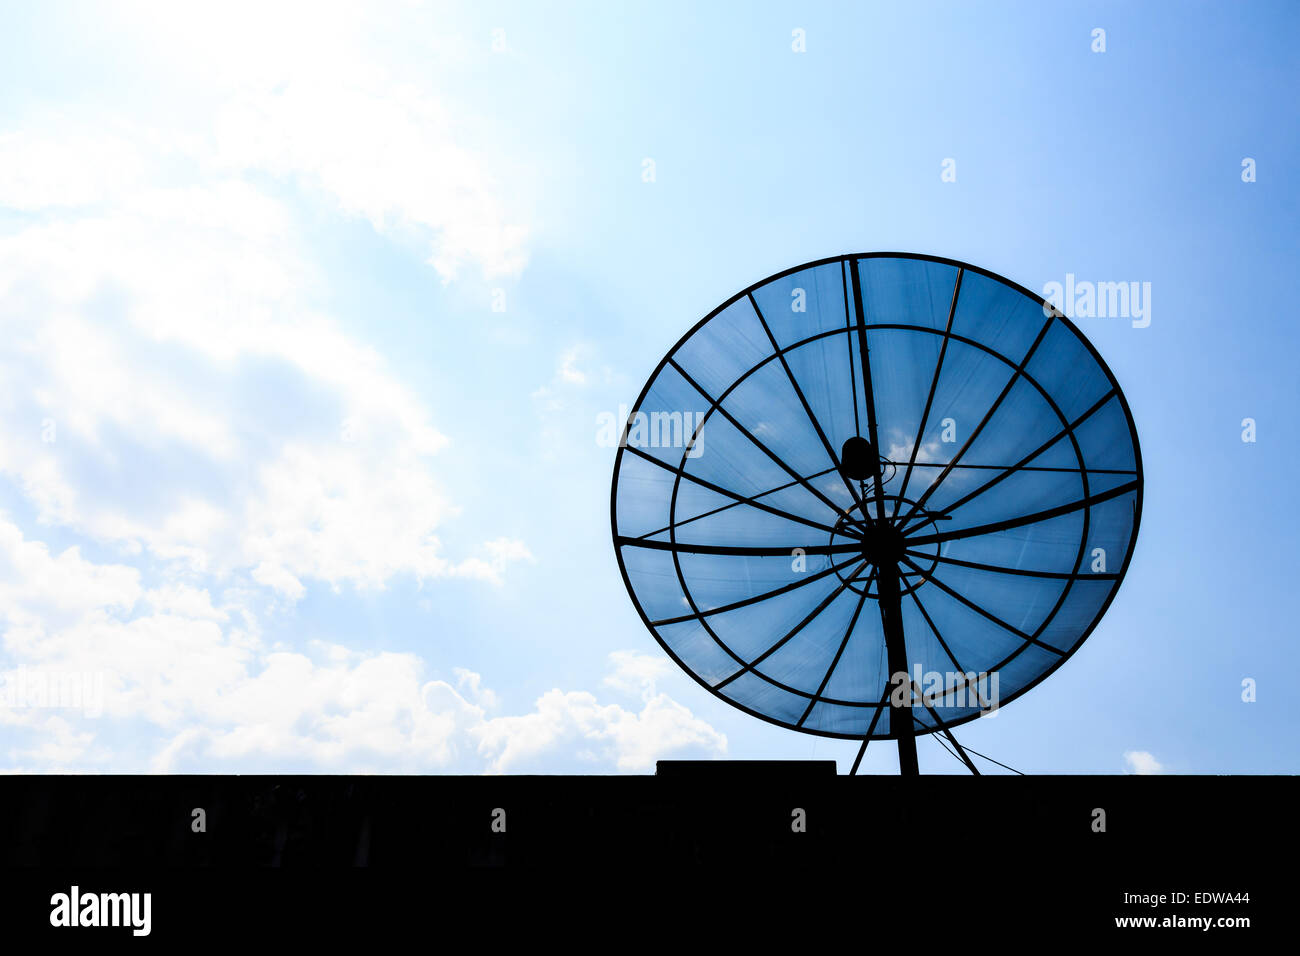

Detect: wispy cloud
[0,1,536,599]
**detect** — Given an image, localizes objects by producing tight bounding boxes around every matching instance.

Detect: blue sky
[0,0,1295,773]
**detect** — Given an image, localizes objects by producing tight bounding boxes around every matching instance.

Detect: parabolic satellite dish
[610,253,1142,774]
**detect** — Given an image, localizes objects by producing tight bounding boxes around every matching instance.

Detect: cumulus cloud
[602,650,674,700]
[0,517,722,773]
[240,443,529,596]
[151,652,725,775]
[467,653,727,775]
[472,687,727,774]
[1123,750,1166,775]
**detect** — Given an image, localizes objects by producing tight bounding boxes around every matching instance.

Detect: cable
[926,724,1025,775]
[962,744,1025,775]
[932,732,964,769]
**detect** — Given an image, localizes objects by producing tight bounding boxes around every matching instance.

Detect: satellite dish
[610,253,1142,774]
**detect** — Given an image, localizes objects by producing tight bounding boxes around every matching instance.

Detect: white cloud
[0,2,556,770]
[0,0,535,587]
[884,430,942,465]
[241,442,461,595]
[530,344,624,462]
[557,346,592,386]
[144,583,228,622]
[0,124,149,210]
[472,683,728,774]
[115,0,532,282]
[531,344,611,411]
[0,519,721,773]
[0,128,523,595]
[214,82,530,281]
[10,715,96,766]
[602,650,674,700]
[1123,750,1166,775]
[454,667,499,711]
[444,538,535,587]
[0,518,141,622]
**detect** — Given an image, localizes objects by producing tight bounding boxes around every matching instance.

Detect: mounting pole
[878,559,919,776]
[848,257,918,777]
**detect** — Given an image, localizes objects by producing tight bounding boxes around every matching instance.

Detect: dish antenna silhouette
[611,253,1142,774]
